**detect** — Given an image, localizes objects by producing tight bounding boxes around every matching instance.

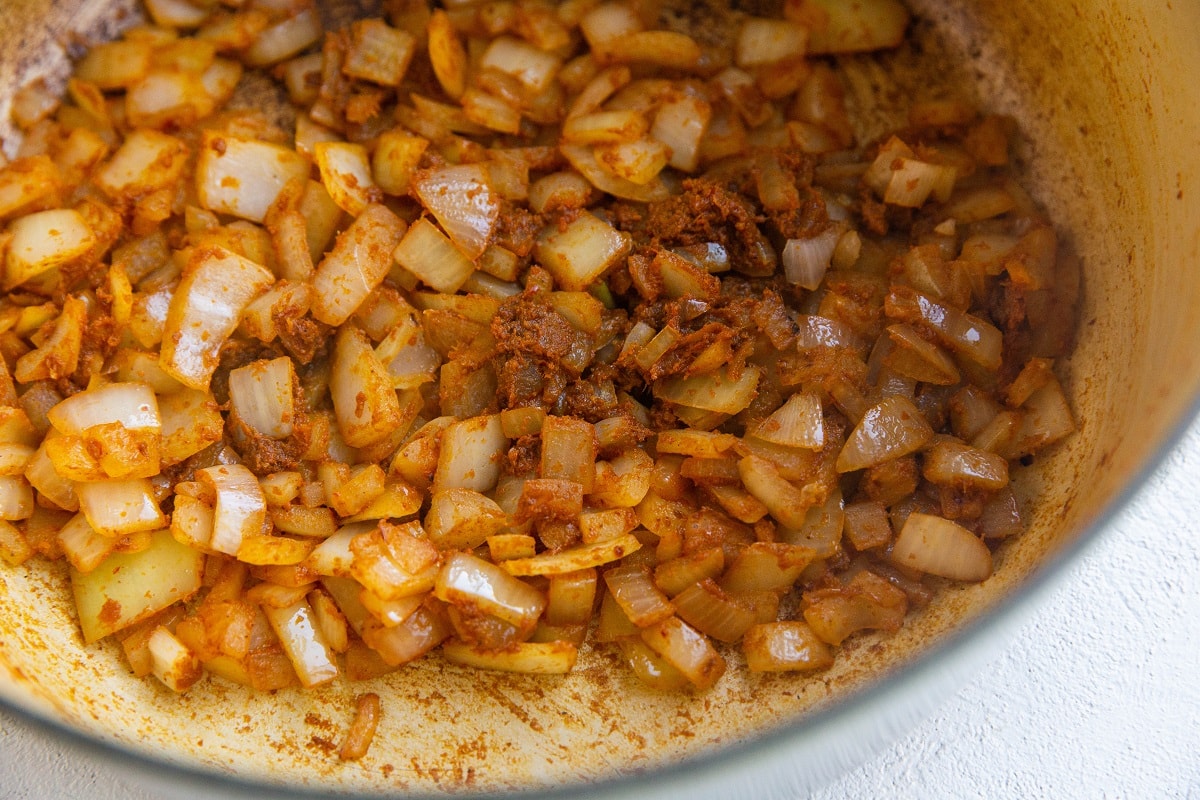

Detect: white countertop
[2,420,1198,799]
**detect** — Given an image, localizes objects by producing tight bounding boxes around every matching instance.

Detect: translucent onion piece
[196,133,309,223]
[618,638,691,691]
[534,210,632,292]
[657,365,762,415]
[412,164,499,260]
[639,616,726,690]
[673,579,757,643]
[77,479,166,536]
[885,286,1003,371]
[603,563,675,627]
[442,640,578,674]
[424,489,507,550]
[198,464,266,557]
[743,621,834,672]
[331,325,404,449]
[921,439,1009,490]
[782,228,839,290]
[432,415,506,494]
[160,247,274,390]
[752,392,824,449]
[434,552,546,627]
[892,512,993,582]
[311,204,408,326]
[361,603,452,666]
[148,626,203,693]
[836,395,934,473]
[500,533,642,577]
[228,357,296,439]
[263,599,339,688]
[5,209,96,290]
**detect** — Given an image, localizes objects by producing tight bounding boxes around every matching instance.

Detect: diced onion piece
[500,532,642,576]
[372,130,429,197]
[720,541,815,592]
[433,415,506,493]
[752,392,824,449]
[308,523,375,578]
[330,325,403,449]
[361,603,452,666]
[541,415,597,491]
[590,447,654,508]
[25,443,78,511]
[434,552,546,627]
[673,579,758,643]
[393,217,475,295]
[743,621,834,672]
[263,599,339,688]
[560,144,671,203]
[77,479,165,536]
[198,464,266,557]
[244,8,323,67]
[801,0,911,54]
[71,529,203,642]
[427,10,467,100]
[170,494,214,552]
[563,110,648,145]
[5,209,95,290]
[442,640,578,674]
[604,563,675,627]
[782,228,839,290]
[314,142,378,217]
[639,616,725,690]
[654,548,726,596]
[618,638,691,690]
[480,36,562,94]
[424,489,507,550]
[884,158,957,207]
[159,389,223,466]
[343,19,415,87]
[74,40,153,90]
[411,164,500,260]
[160,247,274,390]
[196,133,309,223]
[57,512,117,573]
[736,18,808,67]
[48,382,159,435]
[736,454,820,529]
[309,205,405,325]
[657,365,761,415]
[360,588,424,628]
[579,508,639,544]
[14,296,86,383]
[892,512,993,582]
[842,500,892,550]
[339,693,382,761]
[650,94,711,173]
[148,626,203,693]
[836,395,934,473]
[546,569,598,626]
[922,439,1009,490]
[594,137,672,186]
[596,31,702,70]
[885,286,1003,371]
[144,0,209,28]
[229,357,296,440]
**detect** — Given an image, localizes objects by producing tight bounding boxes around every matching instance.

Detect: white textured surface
[2,421,1200,799]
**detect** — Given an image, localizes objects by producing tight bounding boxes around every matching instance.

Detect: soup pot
[1,0,1198,797]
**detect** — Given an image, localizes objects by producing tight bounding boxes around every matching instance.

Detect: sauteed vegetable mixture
[0,0,1076,757]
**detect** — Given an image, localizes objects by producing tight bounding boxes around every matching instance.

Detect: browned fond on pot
[2,0,1200,794]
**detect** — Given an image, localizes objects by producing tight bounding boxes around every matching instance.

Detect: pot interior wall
[1,0,1199,794]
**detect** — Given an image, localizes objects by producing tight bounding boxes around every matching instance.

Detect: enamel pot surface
[1,1,1198,797]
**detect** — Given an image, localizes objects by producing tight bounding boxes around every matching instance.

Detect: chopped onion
[657,365,762,415]
[892,512,993,582]
[263,599,339,688]
[782,228,840,290]
[311,204,407,326]
[433,415,506,494]
[424,489,507,550]
[603,563,675,627]
[500,533,642,577]
[196,133,309,224]
[48,382,160,437]
[77,479,165,536]
[434,552,546,627]
[752,392,825,449]
[393,217,476,295]
[412,164,499,260]
[673,579,757,642]
[534,211,632,292]
[836,395,934,473]
[160,247,274,390]
[743,621,833,672]
[639,616,725,690]
[198,465,265,557]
